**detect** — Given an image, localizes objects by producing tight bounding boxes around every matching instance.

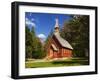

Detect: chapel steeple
[54,18,59,33]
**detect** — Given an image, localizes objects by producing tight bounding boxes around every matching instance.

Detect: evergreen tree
[25,26,33,58]
[61,15,89,57]
[25,26,46,59]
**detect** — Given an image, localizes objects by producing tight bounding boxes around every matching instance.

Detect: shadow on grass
[26,58,89,68]
[52,60,89,65]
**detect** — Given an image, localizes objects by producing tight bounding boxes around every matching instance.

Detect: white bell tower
[54,18,59,33]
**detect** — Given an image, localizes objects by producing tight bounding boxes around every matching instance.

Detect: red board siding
[61,48,72,57]
[46,35,72,59]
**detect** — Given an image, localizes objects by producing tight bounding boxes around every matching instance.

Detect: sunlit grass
[25,57,89,68]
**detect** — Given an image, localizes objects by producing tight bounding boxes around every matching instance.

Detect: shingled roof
[53,32,73,50]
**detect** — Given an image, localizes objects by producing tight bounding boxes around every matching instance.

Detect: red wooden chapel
[46,18,73,59]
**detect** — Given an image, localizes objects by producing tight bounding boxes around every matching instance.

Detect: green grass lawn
[25,58,89,68]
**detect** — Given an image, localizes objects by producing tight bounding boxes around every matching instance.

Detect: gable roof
[53,32,73,50]
[51,44,58,51]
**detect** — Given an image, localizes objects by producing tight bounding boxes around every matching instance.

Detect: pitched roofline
[53,33,73,50]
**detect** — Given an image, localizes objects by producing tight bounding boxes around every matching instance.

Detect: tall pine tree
[61,15,89,57]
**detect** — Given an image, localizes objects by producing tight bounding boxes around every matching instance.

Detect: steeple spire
[55,18,59,28]
[54,18,59,33]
